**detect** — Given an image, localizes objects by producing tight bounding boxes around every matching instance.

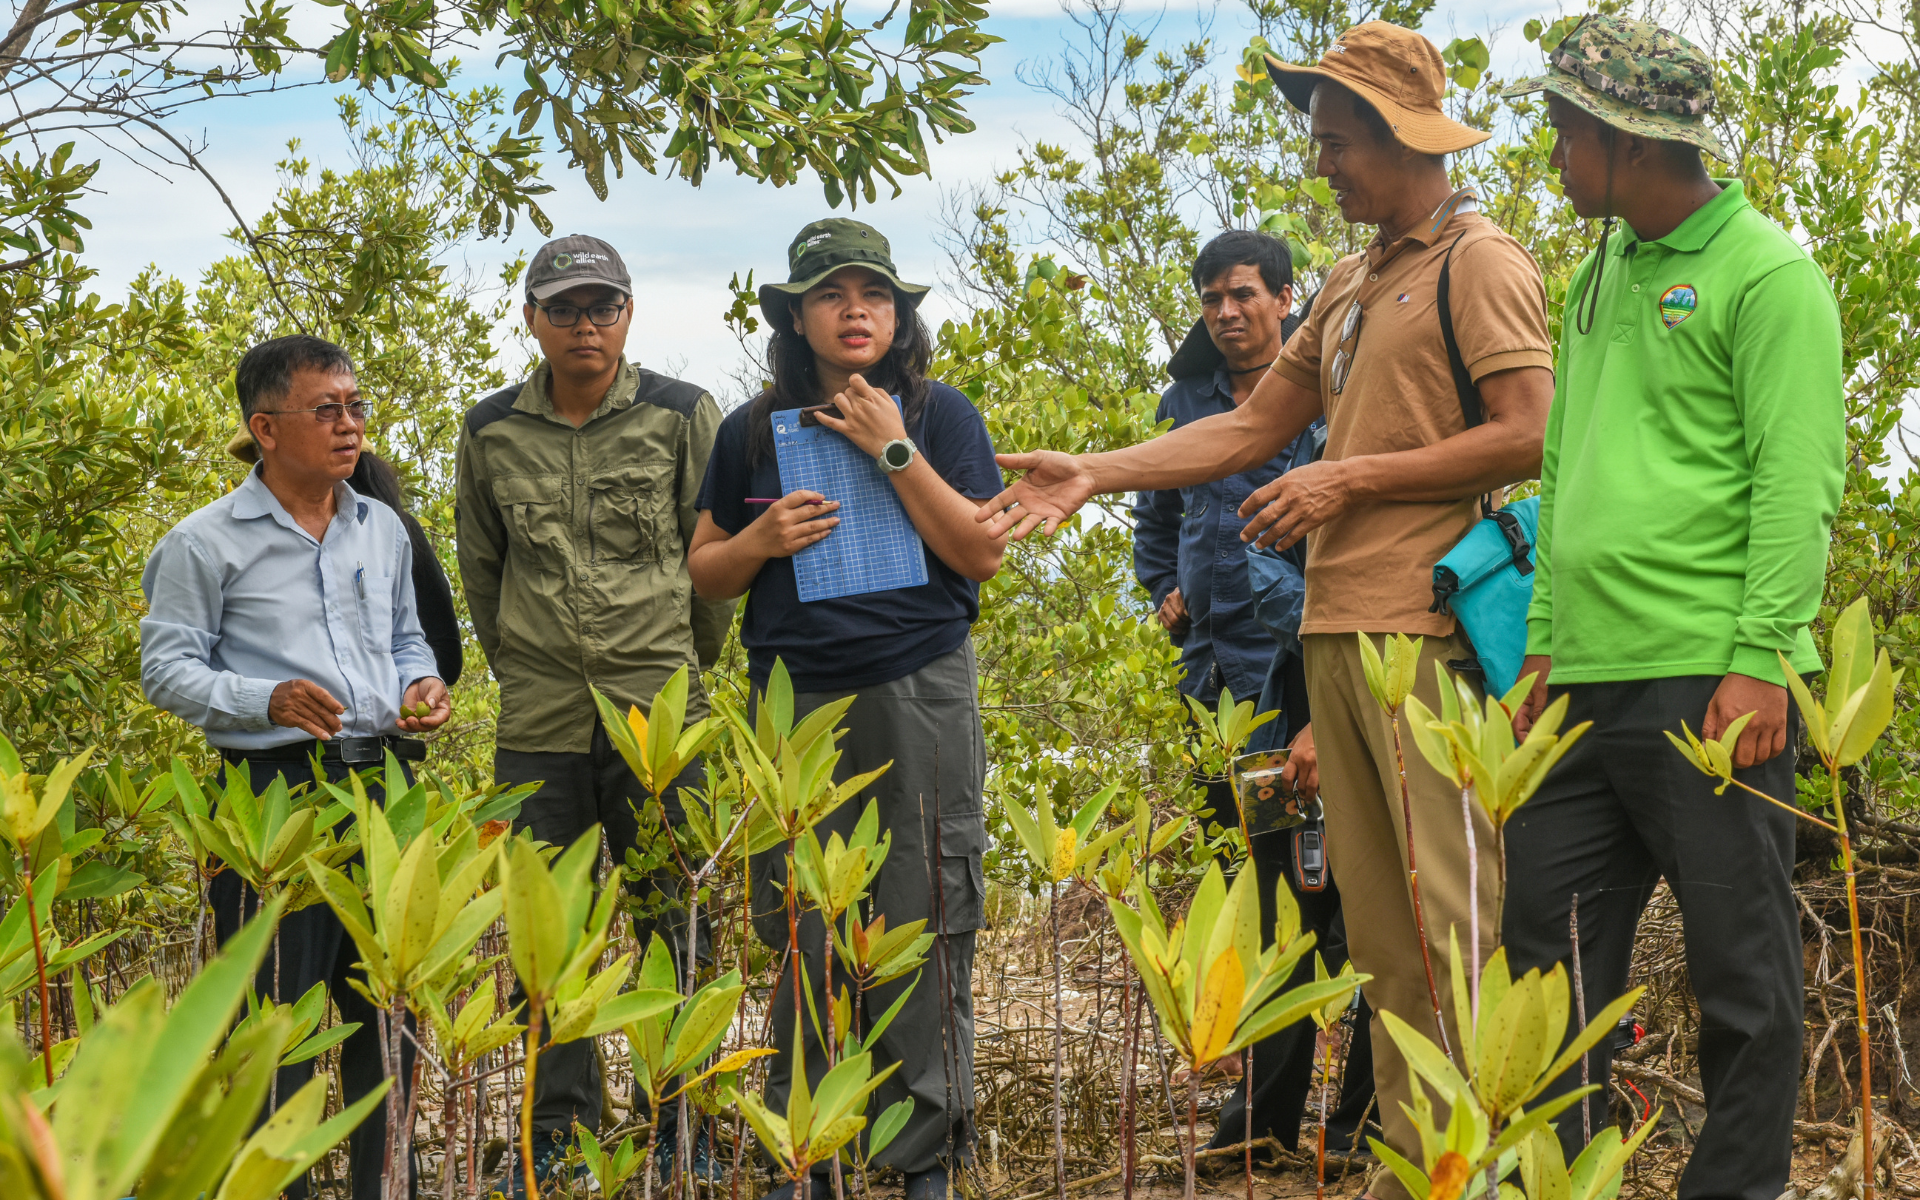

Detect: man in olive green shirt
[1501,20,1843,1197]
[456,235,734,1194]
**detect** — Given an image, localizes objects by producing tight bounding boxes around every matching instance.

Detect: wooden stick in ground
[1570,891,1590,1146]
[1051,878,1068,1200]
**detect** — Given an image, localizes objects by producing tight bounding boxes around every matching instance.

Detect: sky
[71,0,1560,403]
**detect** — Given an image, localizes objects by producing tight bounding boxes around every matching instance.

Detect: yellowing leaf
[1190,944,1243,1066]
[1051,828,1077,880]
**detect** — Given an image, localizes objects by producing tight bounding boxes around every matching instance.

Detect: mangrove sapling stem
[1390,724,1451,1057]
[1243,1045,1253,1200]
[22,853,54,1086]
[1122,975,1140,1200]
[1460,786,1479,1027]
[1315,1027,1333,1200]
[520,1007,545,1200]
[1714,771,1868,1192]
[1183,1068,1200,1200]
[1833,774,1875,1200]
[734,857,750,1200]
[1052,878,1067,1200]
[643,1111,658,1200]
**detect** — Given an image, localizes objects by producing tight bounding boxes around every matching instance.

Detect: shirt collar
[517,356,640,424]
[231,463,367,535]
[1366,186,1480,267]
[1623,179,1748,254]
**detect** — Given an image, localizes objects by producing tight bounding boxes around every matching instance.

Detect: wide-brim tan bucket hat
[1264,22,1491,155]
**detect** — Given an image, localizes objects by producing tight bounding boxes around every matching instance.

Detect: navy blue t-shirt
[696,381,1001,693]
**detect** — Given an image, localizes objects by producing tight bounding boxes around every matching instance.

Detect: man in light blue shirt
[140,334,448,1200]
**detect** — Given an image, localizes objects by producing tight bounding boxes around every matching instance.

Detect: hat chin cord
[1573,125,1618,337]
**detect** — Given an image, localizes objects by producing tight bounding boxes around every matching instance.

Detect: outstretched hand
[975,451,1097,540]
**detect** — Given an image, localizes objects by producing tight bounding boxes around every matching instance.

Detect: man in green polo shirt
[1501,17,1843,1195]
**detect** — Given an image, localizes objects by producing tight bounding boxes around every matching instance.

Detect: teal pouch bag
[1430,497,1538,697]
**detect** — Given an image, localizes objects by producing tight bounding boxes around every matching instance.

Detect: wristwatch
[878,438,918,474]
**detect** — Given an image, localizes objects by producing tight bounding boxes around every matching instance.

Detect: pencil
[744,498,826,504]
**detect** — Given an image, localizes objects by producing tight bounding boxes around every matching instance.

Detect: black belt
[220,735,426,767]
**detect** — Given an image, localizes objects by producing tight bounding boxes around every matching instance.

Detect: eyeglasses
[1329,300,1365,394]
[268,400,374,425]
[534,300,627,328]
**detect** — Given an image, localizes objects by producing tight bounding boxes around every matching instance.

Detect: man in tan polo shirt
[976,23,1552,1196]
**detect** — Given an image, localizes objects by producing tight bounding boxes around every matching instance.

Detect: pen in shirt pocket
[355,561,366,599]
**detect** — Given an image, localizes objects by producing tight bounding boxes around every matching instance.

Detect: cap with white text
[524,235,632,302]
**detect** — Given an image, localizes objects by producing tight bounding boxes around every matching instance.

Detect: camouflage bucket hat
[1504,14,1728,161]
[759,218,931,327]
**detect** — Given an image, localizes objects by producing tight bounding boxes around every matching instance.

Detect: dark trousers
[494,722,705,1139]
[1502,676,1804,1200]
[1202,775,1378,1153]
[210,754,416,1200]
[753,642,987,1176]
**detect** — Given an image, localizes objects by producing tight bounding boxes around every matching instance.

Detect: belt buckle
[338,737,383,765]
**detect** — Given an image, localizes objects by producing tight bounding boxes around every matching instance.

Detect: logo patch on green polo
[1659,284,1697,329]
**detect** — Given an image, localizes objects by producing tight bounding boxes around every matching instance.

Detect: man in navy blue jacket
[1135,230,1374,1156]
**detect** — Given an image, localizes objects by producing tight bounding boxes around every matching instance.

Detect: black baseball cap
[524,235,632,302]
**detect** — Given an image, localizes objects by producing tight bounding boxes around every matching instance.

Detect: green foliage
[1109,859,1364,1072]
[1366,934,1652,1200]
[0,904,387,1200]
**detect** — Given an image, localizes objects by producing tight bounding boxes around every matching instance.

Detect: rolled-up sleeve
[139,531,277,732]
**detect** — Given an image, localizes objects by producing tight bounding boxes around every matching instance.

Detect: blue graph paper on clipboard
[771,403,929,602]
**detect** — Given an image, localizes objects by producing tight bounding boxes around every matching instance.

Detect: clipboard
[770,399,929,603]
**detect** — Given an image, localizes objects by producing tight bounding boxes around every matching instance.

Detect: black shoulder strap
[1437,232,1493,517]
[1436,232,1483,428]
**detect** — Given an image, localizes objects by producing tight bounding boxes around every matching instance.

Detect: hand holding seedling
[397,676,450,732]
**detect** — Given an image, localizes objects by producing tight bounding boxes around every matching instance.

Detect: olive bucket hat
[758,218,931,327]
[1503,14,1728,161]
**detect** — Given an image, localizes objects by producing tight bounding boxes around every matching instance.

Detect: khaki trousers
[1303,632,1500,1200]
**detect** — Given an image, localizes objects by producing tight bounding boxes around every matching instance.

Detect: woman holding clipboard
[688,218,1004,1200]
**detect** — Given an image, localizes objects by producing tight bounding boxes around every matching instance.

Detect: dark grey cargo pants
[751,641,987,1177]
